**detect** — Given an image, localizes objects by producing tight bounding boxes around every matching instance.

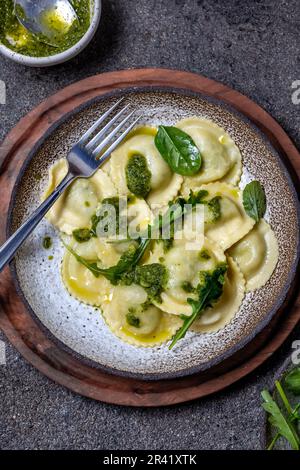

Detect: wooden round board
[0,69,299,406]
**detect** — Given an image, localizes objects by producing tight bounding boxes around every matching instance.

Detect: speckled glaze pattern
[9,90,300,378]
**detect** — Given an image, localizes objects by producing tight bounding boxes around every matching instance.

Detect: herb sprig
[65,189,227,347]
[169,263,227,349]
[262,367,300,450]
[285,367,300,396]
[63,239,149,285]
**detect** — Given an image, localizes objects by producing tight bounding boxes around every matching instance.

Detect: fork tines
[79,98,141,163]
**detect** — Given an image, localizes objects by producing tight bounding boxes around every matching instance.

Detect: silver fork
[0,98,141,272]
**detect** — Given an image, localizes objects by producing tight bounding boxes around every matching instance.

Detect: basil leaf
[154,125,201,176]
[243,181,266,222]
[285,367,300,396]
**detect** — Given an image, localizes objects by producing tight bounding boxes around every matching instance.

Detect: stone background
[0,0,299,450]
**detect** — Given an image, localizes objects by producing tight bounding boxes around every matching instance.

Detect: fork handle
[0,173,75,273]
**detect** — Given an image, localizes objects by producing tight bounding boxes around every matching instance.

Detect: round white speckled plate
[7,87,299,381]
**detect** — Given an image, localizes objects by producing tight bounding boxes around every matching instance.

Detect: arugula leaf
[285,367,300,396]
[63,243,102,278]
[65,190,211,290]
[63,239,150,284]
[261,389,300,450]
[291,403,300,421]
[169,264,227,349]
[243,181,266,222]
[155,125,202,176]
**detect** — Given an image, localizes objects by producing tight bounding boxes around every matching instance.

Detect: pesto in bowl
[0,0,91,57]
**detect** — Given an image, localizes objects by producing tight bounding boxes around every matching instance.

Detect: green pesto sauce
[91,197,121,236]
[73,227,91,243]
[160,238,173,253]
[126,310,141,328]
[180,190,222,224]
[125,299,153,328]
[72,197,122,243]
[199,249,211,260]
[134,264,168,304]
[0,0,90,57]
[42,236,52,249]
[207,196,222,223]
[120,262,168,304]
[125,154,152,199]
[181,281,195,294]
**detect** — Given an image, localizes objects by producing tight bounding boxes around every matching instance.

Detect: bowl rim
[0,0,101,67]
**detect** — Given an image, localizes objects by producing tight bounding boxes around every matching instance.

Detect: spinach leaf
[285,367,300,396]
[154,125,201,176]
[169,263,227,349]
[243,181,266,222]
[261,389,300,450]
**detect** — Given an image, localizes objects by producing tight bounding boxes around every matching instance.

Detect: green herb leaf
[261,389,300,450]
[169,264,227,349]
[63,238,150,285]
[154,125,202,176]
[65,191,209,291]
[285,367,300,396]
[63,243,101,278]
[243,181,266,222]
[291,403,300,421]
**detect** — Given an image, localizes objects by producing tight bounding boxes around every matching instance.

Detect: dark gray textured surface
[0,0,299,450]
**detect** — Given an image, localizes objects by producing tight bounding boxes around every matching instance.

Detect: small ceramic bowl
[0,0,101,67]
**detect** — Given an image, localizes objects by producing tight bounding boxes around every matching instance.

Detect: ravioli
[191,257,245,333]
[44,114,279,350]
[101,284,182,347]
[92,197,153,266]
[200,182,255,251]
[177,118,242,193]
[109,127,183,209]
[43,158,116,234]
[228,219,279,291]
[61,237,111,306]
[149,237,226,316]
[126,198,154,238]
